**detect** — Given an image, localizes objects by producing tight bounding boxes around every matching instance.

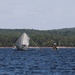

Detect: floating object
[53,43,57,50]
[16,33,30,50]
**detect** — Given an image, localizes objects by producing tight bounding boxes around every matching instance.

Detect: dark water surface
[0,48,75,75]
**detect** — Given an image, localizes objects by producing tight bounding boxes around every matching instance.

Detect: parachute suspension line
[30,38,43,50]
[31,40,38,47]
[27,34,43,50]
[31,38,39,48]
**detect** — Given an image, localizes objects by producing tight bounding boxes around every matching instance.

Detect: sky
[0,0,75,30]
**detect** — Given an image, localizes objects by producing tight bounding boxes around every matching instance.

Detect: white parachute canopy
[16,33,30,50]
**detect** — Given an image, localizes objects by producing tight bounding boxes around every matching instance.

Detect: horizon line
[0,27,75,31]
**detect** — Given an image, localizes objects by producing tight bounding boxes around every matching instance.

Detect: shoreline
[0,46,75,48]
[29,46,75,48]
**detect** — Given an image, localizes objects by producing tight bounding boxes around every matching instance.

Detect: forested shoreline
[0,28,75,47]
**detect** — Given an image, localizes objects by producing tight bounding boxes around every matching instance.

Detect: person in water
[53,43,57,50]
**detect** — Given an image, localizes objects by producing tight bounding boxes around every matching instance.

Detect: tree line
[0,28,75,47]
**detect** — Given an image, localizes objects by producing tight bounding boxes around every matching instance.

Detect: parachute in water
[16,33,30,50]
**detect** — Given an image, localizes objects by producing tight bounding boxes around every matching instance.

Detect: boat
[16,33,30,50]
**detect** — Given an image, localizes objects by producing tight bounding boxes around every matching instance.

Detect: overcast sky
[0,0,75,30]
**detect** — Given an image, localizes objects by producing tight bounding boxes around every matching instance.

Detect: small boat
[16,33,30,50]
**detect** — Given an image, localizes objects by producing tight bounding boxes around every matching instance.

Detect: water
[0,48,75,75]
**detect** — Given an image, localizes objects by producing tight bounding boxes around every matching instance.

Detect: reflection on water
[0,48,75,75]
